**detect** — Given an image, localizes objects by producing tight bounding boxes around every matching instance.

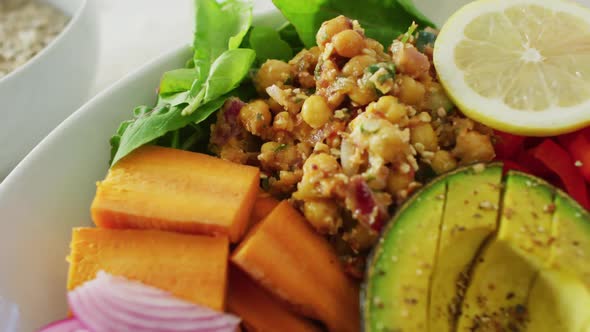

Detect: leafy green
[278,23,305,53]
[397,0,434,29]
[109,0,255,166]
[183,48,255,115]
[416,29,437,52]
[400,21,418,43]
[271,0,435,48]
[193,0,252,79]
[159,69,199,95]
[249,26,293,63]
[110,97,227,165]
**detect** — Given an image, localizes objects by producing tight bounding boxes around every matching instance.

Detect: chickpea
[260,141,281,154]
[273,111,294,132]
[411,122,438,152]
[332,30,365,58]
[303,199,342,235]
[239,100,271,135]
[387,170,413,195]
[397,75,426,106]
[365,38,385,55]
[344,223,378,252]
[303,153,340,174]
[267,98,284,114]
[452,131,496,165]
[431,150,457,174]
[316,15,351,46]
[369,126,408,163]
[259,142,298,171]
[255,60,292,93]
[301,95,332,128]
[342,55,376,77]
[349,85,377,106]
[375,96,407,124]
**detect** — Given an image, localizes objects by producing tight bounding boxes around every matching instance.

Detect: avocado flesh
[524,190,590,332]
[364,167,590,332]
[547,193,590,289]
[428,164,503,332]
[364,179,446,331]
[456,173,555,331]
[526,269,590,332]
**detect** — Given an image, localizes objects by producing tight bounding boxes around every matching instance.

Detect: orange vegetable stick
[67,228,229,311]
[250,193,280,226]
[232,201,360,332]
[228,266,322,332]
[91,146,260,242]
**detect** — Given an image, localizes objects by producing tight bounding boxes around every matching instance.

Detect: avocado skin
[456,172,555,331]
[362,168,446,332]
[429,164,503,332]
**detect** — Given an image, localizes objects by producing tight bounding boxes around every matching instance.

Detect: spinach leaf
[183,48,255,115]
[271,0,435,48]
[110,96,227,165]
[159,69,199,95]
[278,22,305,53]
[193,0,252,79]
[249,26,293,62]
[397,0,434,28]
[110,0,255,165]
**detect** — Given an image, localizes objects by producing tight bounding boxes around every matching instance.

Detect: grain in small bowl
[0,0,98,180]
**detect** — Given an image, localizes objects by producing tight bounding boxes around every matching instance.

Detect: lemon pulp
[434,0,590,136]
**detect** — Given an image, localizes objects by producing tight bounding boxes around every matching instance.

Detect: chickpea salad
[109,0,496,277]
[111,0,588,278]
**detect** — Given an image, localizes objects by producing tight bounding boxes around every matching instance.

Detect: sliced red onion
[68,271,240,332]
[347,175,388,231]
[37,318,88,332]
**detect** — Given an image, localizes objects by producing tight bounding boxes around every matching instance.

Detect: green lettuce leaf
[271,0,435,48]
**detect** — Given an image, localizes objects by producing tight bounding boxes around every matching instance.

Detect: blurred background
[87,0,274,94]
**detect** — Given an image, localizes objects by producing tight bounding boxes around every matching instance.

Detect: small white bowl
[0,0,98,180]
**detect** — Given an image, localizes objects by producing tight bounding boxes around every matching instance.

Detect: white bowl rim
[0,0,88,84]
[0,42,193,189]
[0,8,284,188]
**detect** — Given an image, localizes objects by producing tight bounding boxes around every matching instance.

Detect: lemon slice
[434,0,590,136]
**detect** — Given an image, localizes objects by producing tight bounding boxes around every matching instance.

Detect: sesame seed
[575,160,583,167]
[478,200,497,210]
[414,142,425,153]
[400,163,411,174]
[418,112,432,122]
[472,163,485,173]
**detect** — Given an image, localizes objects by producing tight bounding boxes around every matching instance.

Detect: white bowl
[1,1,590,330]
[0,0,98,181]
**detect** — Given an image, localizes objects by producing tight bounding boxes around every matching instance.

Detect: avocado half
[362,163,590,332]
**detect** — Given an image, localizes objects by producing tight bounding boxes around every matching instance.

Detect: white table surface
[90,0,275,95]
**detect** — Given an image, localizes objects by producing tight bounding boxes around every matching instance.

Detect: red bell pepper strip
[532,139,590,209]
[558,131,590,183]
[501,160,531,174]
[494,131,525,159]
